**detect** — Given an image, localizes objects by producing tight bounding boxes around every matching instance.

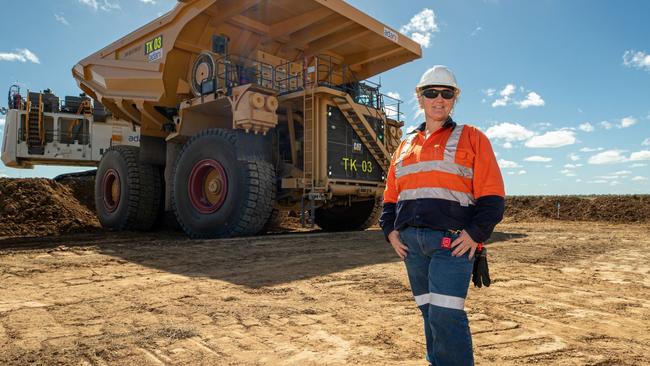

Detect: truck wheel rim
[102,169,121,212]
[188,159,228,214]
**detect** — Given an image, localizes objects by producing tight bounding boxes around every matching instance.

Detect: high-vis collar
[407,117,456,135]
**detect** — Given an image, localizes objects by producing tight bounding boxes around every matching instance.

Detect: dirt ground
[0,221,648,365]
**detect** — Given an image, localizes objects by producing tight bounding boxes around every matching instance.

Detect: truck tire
[315,198,383,232]
[259,207,283,234]
[171,129,275,238]
[95,145,162,231]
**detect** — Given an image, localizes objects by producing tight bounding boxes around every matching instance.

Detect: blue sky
[1,0,649,195]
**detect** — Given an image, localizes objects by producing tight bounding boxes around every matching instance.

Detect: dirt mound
[2,175,648,239]
[505,195,650,223]
[55,175,96,211]
[0,178,100,238]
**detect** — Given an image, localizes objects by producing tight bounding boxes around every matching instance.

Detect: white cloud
[405,124,419,134]
[580,147,603,152]
[54,13,70,26]
[517,92,545,108]
[410,33,431,48]
[498,159,521,169]
[491,98,508,107]
[620,116,637,128]
[488,84,544,108]
[491,84,515,107]
[632,176,648,181]
[630,163,647,168]
[140,0,155,3]
[518,170,527,175]
[500,84,516,97]
[578,122,594,132]
[595,171,631,181]
[0,49,40,63]
[502,142,512,149]
[568,153,580,161]
[485,122,534,142]
[525,129,576,148]
[586,150,650,165]
[413,108,423,120]
[600,121,614,130]
[602,116,638,129]
[0,116,5,126]
[587,180,608,184]
[483,88,496,97]
[400,9,438,48]
[384,92,401,119]
[78,0,121,12]
[79,0,98,10]
[588,150,627,165]
[470,26,483,37]
[630,150,650,161]
[409,94,424,120]
[642,138,650,146]
[622,50,650,72]
[524,155,552,162]
[564,164,583,168]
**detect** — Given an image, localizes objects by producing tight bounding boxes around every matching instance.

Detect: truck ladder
[67,99,93,144]
[332,94,390,172]
[301,87,317,227]
[303,89,315,190]
[26,93,45,155]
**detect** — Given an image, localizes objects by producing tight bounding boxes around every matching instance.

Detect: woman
[379,65,505,366]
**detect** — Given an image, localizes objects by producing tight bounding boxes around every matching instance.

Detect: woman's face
[418,87,457,122]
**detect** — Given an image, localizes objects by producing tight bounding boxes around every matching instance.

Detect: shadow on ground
[0,229,527,288]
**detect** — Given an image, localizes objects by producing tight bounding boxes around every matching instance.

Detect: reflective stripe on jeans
[414,292,466,310]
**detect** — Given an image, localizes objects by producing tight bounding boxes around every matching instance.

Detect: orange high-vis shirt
[380,119,505,243]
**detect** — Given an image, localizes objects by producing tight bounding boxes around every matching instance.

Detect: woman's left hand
[450,230,479,259]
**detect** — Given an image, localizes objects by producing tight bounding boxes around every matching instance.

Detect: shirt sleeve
[379,149,400,241]
[464,128,506,243]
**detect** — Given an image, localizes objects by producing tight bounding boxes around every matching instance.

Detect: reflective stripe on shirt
[395,160,474,179]
[398,187,476,207]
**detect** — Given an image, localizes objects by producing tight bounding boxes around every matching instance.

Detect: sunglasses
[421,88,456,100]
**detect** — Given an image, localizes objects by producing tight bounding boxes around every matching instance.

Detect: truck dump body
[72,0,421,137]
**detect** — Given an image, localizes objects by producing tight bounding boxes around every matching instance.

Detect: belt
[408,225,462,236]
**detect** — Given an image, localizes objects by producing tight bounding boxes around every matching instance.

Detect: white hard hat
[416,65,459,92]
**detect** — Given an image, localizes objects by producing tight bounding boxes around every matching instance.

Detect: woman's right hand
[388,230,409,259]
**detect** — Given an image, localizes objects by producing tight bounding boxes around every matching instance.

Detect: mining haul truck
[32,0,423,238]
[1,85,140,169]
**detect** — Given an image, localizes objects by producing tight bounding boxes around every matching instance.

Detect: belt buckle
[441,229,461,249]
[447,229,461,236]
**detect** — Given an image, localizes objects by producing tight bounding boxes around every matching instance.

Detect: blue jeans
[399,226,474,366]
